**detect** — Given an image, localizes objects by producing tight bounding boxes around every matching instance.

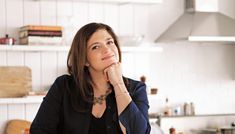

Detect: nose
[102,44,110,54]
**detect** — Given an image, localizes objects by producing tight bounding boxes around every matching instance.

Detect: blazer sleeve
[30,77,65,134]
[119,82,151,134]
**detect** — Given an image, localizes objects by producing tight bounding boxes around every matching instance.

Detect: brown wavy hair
[67,23,123,112]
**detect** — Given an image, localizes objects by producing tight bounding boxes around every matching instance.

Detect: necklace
[93,88,112,105]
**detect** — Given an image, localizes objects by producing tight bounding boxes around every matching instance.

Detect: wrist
[115,91,129,98]
[112,82,124,87]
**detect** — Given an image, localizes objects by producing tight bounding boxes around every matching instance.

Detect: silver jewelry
[93,88,112,105]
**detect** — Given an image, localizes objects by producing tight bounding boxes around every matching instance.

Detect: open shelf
[0,96,44,104]
[0,45,163,52]
[38,0,163,4]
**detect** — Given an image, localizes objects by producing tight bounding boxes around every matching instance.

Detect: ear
[85,62,90,67]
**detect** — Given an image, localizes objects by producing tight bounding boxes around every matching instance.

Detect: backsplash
[147,42,235,115]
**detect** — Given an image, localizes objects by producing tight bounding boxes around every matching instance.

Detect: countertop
[0,96,44,104]
[149,113,235,119]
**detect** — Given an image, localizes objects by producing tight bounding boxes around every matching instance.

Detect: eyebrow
[106,37,113,41]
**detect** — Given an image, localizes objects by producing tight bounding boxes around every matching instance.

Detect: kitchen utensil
[0,66,32,98]
[231,122,235,127]
[150,88,158,94]
[0,34,16,45]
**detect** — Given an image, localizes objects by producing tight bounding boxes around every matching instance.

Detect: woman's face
[86,29,119,72]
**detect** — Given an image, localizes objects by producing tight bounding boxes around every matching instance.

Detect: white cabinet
[0,96,43,134]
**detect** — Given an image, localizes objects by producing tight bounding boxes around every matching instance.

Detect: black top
[89,110,108,134]
[30,75,151,134]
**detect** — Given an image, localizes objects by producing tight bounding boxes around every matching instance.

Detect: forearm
[115,82,151,134]
[113,83,132,115]
[118,101,151,134]
[113,83,131,134]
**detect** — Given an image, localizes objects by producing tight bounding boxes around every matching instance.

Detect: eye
[107,40,114,45]
[91,45,99,50]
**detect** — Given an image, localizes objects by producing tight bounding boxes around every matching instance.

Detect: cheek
[114,48,120,61]
[86,52,94,65]
[87,52,100,65]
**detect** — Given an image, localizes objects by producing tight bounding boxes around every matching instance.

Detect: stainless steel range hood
[155,0,235,42]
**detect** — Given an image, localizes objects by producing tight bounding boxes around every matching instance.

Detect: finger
[103,68,109,81]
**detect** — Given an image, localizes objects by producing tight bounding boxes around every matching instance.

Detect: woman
[30,22,151,134]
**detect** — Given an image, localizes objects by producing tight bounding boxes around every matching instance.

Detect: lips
[102,55,115,60]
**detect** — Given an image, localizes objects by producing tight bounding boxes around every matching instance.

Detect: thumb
[103,68,109,82]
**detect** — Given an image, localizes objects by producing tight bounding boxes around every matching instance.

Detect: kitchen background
[0,0,235,133]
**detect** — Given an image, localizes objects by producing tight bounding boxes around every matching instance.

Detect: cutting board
[0,66,32,98]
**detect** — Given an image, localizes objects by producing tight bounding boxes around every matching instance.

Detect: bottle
[190,102,195,115]
[140,75,146,83]
[169,126,176,134]
[183,102,191,116]
[183,102,187,115]
[164,97,172,116]
[140,75,151,94]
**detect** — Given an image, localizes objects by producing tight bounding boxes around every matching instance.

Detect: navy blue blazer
[30,75,151,134]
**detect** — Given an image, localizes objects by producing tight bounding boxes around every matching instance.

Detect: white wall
[148,42,235,115]
[195,0,219,12]
[218,0,235,19]
[0,0,184,95]
[0,0,184,44]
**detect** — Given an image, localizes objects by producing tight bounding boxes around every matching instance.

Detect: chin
[104,61,116,67]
